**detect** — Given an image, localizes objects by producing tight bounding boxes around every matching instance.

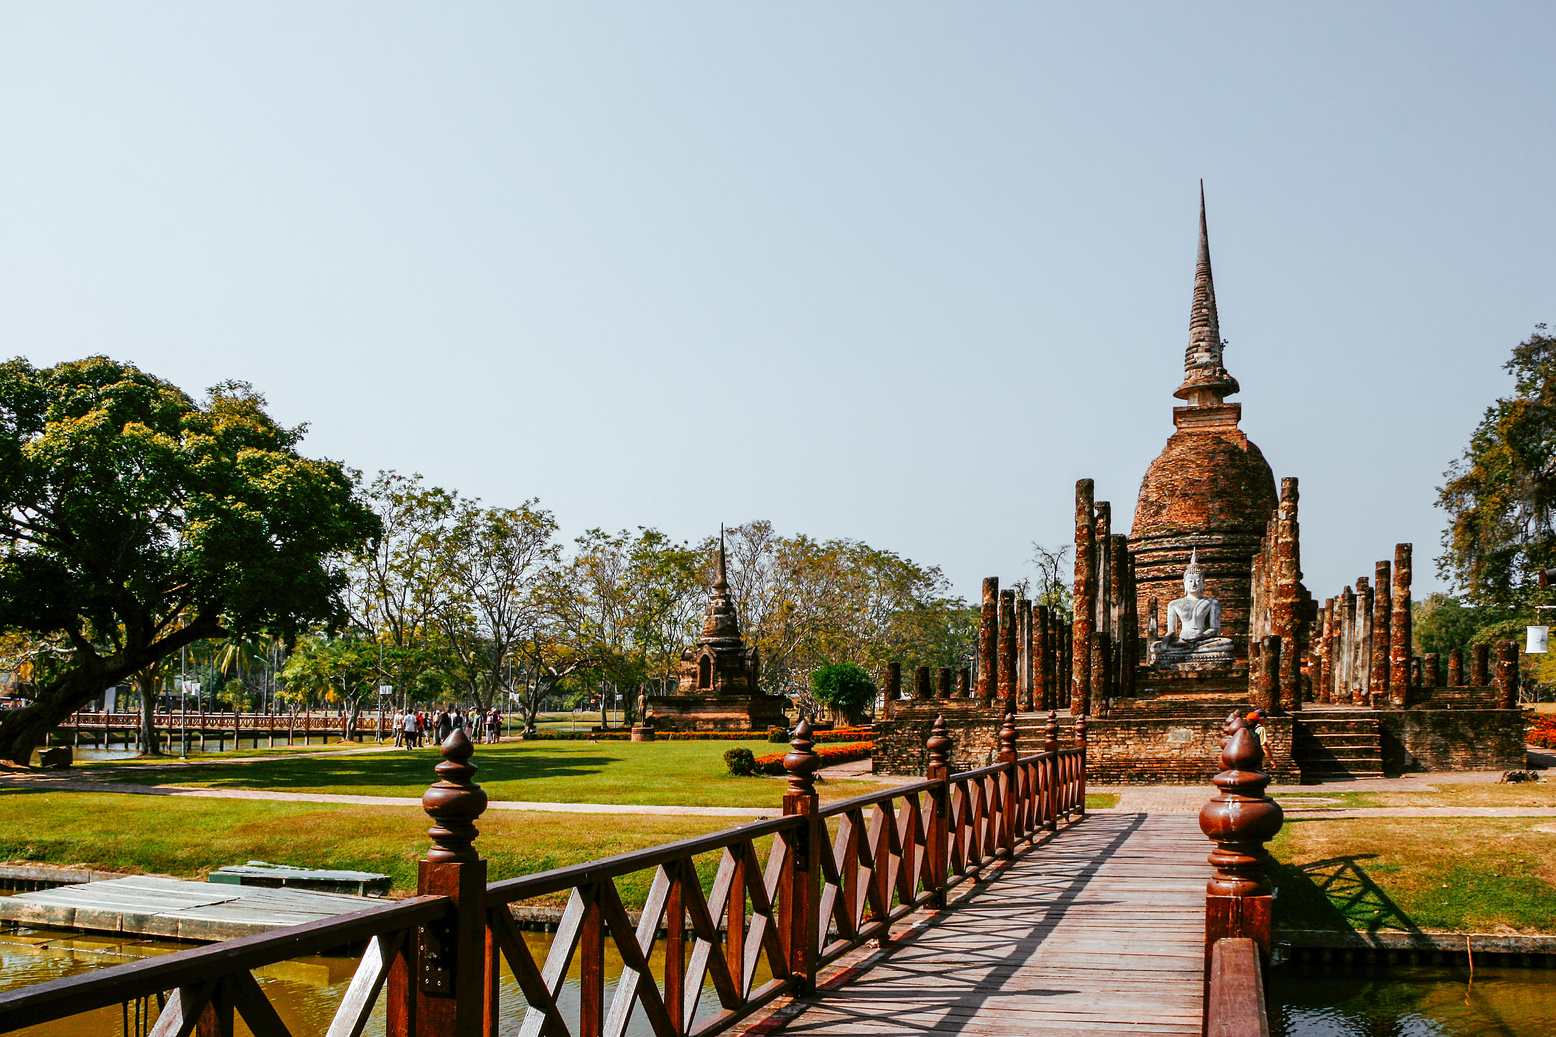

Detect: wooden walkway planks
[0,875,380,941]
[748,813,1207,1036]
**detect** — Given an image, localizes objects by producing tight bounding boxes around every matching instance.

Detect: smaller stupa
[647,530,789,733]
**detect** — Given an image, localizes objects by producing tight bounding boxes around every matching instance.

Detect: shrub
[1529,712,1556,749]
[768,727,789,744]
[723,746,757,776]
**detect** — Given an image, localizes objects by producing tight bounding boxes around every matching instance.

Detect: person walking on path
[392,709,404,748]
[434,708,452,745]
[486,708,501,744]
[401,708,417,749]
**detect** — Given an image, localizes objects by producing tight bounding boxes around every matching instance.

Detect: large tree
[0,357,380,763]
[1438,326,1556,605]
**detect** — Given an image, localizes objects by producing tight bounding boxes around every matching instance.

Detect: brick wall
[873,701,1002,775]
[1378,709,1524,773]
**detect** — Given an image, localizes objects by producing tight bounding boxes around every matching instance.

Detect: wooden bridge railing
[0,710,1088,1037]
[1201,710,1284,1037]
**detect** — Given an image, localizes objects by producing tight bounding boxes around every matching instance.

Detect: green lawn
[0,789,744,905]
[1272,816,1556,935]
[81,739,898,808]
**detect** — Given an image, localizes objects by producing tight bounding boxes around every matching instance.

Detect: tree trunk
[135,669,163,757]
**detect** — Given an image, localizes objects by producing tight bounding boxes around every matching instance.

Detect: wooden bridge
[0,712,1281,1037]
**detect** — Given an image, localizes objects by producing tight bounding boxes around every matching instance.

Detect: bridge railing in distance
[0,713,1089,1037]
[1200,709,1284,1036]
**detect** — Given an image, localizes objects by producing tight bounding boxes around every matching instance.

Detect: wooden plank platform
[747,813,1207,1036]
[0,875,379,942]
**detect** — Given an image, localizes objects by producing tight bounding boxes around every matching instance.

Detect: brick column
[978,578,999,700]
[913,665,932,700]
[1371,560,1391,706]
[1494,640,1519,709]
[1388,544,1412,707]
[1034,605,1050,712]
[1448,649,1463,687]
[1470,643,1489,687]
[999,588,1017,709]
[1072,480,1096,716]
[1018,597,1034,711]
[936,666,952,699]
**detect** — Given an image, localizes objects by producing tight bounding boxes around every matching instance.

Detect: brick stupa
[646,532,789,733]
[1129,188,1277,681]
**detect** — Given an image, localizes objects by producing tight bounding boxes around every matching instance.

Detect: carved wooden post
[1074,715,1088,818]
[1389,544,1412,707]
[936,666,952,700]
[998,713,1018,857]
[925,715,953,907]
[1471,643,1490,687]
[1073,479,1096,716]
[1043,710,1059,832]
[388,728,489,1037]
[978,578,999,700]
[780,720,821,993]
[1495,640,1519,709]
[1199,715,1283,1024]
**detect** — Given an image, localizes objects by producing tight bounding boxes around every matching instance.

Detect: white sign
[379,685,395,696]
[1527,625,1548,654]
[182,680,201,694]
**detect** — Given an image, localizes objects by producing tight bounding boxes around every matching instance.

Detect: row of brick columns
[1248,477,1311,711]
[1071,478,1139,717]
[881,582,1074,712]
[1313,543,1520,708]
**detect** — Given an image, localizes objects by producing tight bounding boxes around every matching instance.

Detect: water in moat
[0,922,732,1037]
[1272,961,1556,1036]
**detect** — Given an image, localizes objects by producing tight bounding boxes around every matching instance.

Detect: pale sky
[1,3,1551,606]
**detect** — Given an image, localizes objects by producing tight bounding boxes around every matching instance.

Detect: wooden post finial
[999,712,1017,762]
[1043,709,1059,754]
[423,727,488,864]
[926,714,952,772]
[1199,716,1283,899]
[783,718,820,798]
[1075,713,1088,750]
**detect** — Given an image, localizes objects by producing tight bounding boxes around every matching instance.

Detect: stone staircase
[1291,710,1384,781]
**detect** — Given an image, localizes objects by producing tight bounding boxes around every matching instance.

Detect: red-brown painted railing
[1200,711,1283,1037]
[0,710,1088,1037]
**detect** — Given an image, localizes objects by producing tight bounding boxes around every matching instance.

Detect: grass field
[1272,815,1556,935]
[81,739,899,807]
[0,789,745,905]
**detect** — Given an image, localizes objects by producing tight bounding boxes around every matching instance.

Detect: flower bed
[1528,712,1556,749]
[751,741,872,775]
[525,725,875,743]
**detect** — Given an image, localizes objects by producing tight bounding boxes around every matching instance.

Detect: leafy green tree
[280,632,380,739]
[1438,326,1556,606]
[809,662,877,726]
[0,358,379,763]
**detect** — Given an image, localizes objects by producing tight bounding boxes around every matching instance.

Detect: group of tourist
[392,707,504,748]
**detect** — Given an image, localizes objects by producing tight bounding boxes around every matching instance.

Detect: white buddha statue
[1150,550,1234,666]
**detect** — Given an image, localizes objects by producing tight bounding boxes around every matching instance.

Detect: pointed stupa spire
[1174,182,1240,405]
[700,525,741,642]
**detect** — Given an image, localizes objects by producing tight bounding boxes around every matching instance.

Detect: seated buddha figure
[1151,550,1235,666]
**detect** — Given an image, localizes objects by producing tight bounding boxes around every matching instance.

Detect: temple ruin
[875,190,1526,783]
[645,532,788,733]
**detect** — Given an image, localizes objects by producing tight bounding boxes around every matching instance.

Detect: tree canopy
[0,357,379,762]
[1438,326,1556,606]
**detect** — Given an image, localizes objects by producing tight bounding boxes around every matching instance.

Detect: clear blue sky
[1,4,1551,606]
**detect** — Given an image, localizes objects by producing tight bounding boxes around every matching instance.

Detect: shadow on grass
[1273,851,1423,936]
[92,751,617,791]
